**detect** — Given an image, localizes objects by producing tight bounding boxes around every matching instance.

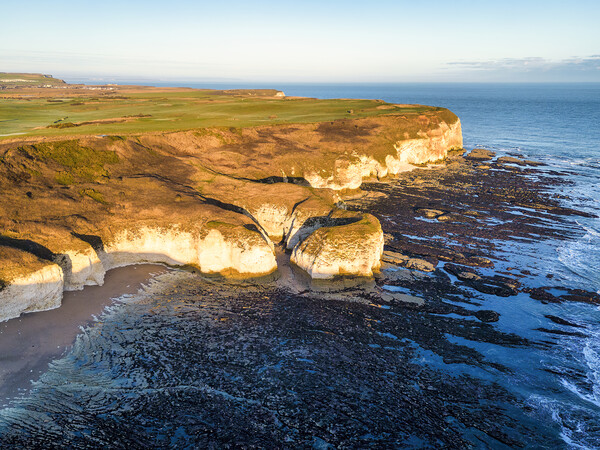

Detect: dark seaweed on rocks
[0,278,554,448]
[346,152,597,304]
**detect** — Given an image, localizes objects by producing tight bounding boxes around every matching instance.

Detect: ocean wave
[538,327,600,448]
[528,393,598,449]
[561,158,600,170]
[561,327,600,408]
[557,222,600,293]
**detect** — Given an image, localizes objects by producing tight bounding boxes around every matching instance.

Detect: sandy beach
[0,264,168,406]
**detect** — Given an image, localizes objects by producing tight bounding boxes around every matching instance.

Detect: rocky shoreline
[347,147,599,307]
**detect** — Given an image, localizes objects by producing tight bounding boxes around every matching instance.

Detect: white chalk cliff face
[61,247,105,291]
[0,265,64,321]
[101,226,200,269]
[196,227,277,276]
[290,214,384,279]
[0,223,279,322]
[305,120,462,190]
[250,202,334,250]
[0,248,64,322]
[100,225,278,277]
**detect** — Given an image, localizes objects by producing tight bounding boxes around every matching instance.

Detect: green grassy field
[0,73,65,88]
[0,88,438,139]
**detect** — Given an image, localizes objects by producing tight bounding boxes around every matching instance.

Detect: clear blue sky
[1,0,599,82]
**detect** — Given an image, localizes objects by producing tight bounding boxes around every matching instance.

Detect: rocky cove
[0,110,462,322]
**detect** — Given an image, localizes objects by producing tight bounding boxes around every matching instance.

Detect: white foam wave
[560,378,600,410]
[529,393,599,449]
[561,329,600,409]
[558,157,600,170]
[581,224,600,239]
[539,327,600,448]
[557,223,600,293]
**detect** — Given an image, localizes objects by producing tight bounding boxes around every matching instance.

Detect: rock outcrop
[291,213,384,279]
[465,148,496,161]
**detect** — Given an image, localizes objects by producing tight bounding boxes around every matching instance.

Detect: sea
[0,83,599,448]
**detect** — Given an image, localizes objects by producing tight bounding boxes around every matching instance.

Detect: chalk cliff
[98,223,278,277]
[0,247,64,321]
[304,119,462,190]
[0,107,462,321]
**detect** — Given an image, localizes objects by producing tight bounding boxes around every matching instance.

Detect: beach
[0,264,168,406]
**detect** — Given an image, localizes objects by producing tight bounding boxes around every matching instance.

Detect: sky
[1,0,599,83]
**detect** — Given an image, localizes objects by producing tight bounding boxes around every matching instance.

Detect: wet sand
[0,264,168,406]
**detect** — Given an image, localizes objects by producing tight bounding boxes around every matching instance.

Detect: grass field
[0,73,65,88]
[0,86,439,139]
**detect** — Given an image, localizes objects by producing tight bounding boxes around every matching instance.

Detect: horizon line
[63,78,600,86]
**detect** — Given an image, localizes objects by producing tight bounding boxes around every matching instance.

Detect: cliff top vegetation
[0,76,456,139]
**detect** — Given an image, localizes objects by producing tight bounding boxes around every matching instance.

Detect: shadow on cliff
[284,214,362,248]
[0,235,56,261]
[0,235,77,286]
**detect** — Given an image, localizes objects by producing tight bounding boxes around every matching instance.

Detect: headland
[0,75,462,322]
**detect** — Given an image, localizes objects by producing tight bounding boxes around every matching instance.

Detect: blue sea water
[1,83,599,447]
